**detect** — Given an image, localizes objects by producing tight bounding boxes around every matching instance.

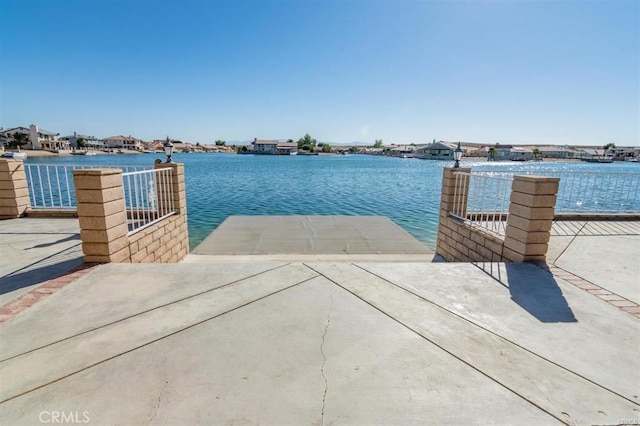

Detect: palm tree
[532,148,541,160]
[488,147,497,161]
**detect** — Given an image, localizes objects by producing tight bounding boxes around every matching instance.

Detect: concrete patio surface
[0,218,82,306]
[0,217,639,424]
[548,220,640,305]
[0,260,638,425]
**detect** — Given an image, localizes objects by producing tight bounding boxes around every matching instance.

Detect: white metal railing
[474,170,640,214]
[24,164,150,209]
[122,168,176,235]
[450,172,512,235]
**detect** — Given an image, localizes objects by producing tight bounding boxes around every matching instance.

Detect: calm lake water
[25,153,639,250]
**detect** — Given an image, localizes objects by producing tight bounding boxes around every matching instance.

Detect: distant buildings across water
[0,124,638,161]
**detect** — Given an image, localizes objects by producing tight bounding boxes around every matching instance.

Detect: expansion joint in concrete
[0,272,321,405]
[352,263,639,406]
[0,263,294,360]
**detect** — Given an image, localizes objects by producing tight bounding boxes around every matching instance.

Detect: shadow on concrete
[551,220,640,237]
[26,235,80,250]
[0,257,83,296]
[473,262,577,323]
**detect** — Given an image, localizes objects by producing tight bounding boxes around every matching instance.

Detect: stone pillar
[503,175,559,262]
[439,167,472,219]
[0,159,30,219]
[154,162,187,215]
[154,162,189,254]
[436,167,471,258]
[73,169,130,263]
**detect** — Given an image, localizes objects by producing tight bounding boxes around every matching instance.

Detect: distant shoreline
[5,149,143,158]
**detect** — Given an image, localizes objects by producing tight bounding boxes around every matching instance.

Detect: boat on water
[71,151,97,156]
[624,157,639,162]
[583,157,614,163]
[2,151,27,160]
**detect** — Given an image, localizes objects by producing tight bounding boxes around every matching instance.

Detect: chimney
[29,124,41,150]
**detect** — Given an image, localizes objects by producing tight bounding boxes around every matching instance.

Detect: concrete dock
[0,217,638,425]
[192,215,434,256]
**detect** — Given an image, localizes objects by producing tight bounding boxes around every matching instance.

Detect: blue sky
[1,0,638,146]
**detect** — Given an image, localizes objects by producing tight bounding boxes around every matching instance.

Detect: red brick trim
[537,263,640,319]
[0,263,99,324]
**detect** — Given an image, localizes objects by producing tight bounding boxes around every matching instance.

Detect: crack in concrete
[149,380,168,424]
[320,294,334,426]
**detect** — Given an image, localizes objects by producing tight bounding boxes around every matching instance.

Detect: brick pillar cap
[513,175,559,183]
[72,169,122,176]
[155,162,183,167]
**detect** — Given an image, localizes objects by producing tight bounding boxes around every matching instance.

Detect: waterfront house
[251,139,298,155]
[0,127,29,148]
[251,139,279,154]
[487,144,513,161]
[59,132,104,150]
[0,125,67,151]
[104,135,143,151]
[467,146,490,158]
[509,147,534,161]
[171,142,191,153]
[276,142,298,155]
[609,147,640,161]
[416,141,457,160]
[579,147,607,159]
[388,145,417,158]
[535,146,581,159]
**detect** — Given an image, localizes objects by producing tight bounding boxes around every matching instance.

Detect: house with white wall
[388,145,416,158]
[60,132,104,149]
[608,146,640,161]
[276,142,298,155]
[251,139,298,155]
[252,139,279,154]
